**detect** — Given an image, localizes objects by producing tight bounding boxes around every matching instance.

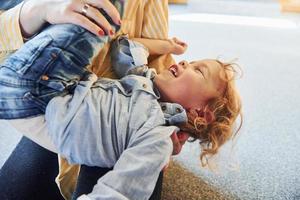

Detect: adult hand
[20,0,121,38]
[170,131,190,155]
[169,37,188,55]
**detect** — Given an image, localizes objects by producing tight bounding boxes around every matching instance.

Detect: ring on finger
[81,3,89,16]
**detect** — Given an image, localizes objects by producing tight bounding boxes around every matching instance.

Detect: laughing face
[154,59,225,109]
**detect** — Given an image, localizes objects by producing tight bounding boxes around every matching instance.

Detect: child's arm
[75,126,175,200]
[132,37,187,55]
[110,35,187,78]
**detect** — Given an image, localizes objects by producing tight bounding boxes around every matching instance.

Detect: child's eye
[195,68,204,76]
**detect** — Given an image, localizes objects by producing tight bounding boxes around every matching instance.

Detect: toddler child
[0,24,242,200]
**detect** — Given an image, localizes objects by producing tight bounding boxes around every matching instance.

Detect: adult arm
[0,0,121,41]
[110,35,187,78]
[0,0,121,62]
[19,0,121,38]
[0,5,24,63]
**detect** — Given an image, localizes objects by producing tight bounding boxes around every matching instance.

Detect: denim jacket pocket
[3,35,53,76]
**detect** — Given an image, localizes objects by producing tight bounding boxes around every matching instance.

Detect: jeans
[0,23,106,119]
[0,137,164,200]
[0,137,65,200]
[0,0,23,10]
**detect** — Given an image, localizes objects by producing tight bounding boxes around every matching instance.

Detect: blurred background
[1,0,300,199]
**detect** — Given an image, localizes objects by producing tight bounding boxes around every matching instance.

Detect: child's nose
[179,60,188,69]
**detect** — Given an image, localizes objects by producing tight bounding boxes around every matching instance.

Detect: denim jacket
[46,35,187,200]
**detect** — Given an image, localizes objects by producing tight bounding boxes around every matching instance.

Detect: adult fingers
[87,0,121,25]
[82,4,114,35]
[67,12,105,36]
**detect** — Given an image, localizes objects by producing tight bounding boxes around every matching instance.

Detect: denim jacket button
[41,75,49,81]
[161,105,167,111]
[142,83,147,88]
[176,108,181,113]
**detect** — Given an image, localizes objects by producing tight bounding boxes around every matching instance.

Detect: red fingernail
[98,30,105,36]
[109,30,114,35]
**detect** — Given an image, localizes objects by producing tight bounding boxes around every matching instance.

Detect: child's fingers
[173,37,187,47]
[178,41,187,48]
[173,44,187,55]
[177,131,190,145]
[170,132,181,155]
[163,161,170,171]
[170,131,189,155]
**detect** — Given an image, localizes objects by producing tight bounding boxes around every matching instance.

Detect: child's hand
[169,37,188,55]
[170,131,190,155]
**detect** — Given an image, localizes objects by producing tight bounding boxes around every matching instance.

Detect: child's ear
[195,107,215,124]
[203,109,215,124]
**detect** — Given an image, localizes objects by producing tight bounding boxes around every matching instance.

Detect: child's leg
[0,24,109,119]
[0,0,23,10]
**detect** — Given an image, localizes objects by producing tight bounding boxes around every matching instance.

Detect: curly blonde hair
[180,60,243,167]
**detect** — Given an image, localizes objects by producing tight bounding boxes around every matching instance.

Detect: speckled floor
[162,160,237,200]
[169,0,300,199]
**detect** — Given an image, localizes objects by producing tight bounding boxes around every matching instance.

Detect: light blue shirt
[45,36,187,200]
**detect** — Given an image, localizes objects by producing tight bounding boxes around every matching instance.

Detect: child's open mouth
[169,65,178,77]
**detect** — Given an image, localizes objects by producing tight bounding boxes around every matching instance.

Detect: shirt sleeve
[0,4,24,63]
[78,126,174,200]
[142,0,169,40]
[110,35,149,78]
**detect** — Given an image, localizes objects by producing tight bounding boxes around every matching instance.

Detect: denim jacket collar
[159,102,187,126]
[126,68,188,126]
[148,68,187,126]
